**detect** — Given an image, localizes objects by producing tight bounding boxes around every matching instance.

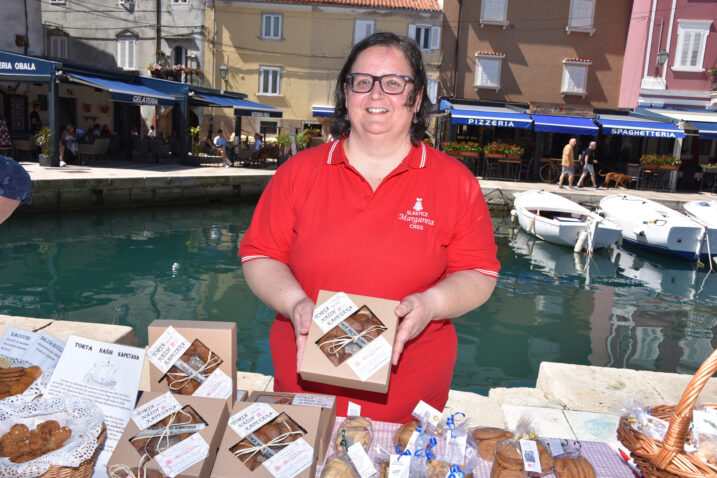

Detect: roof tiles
[260,0,441,12]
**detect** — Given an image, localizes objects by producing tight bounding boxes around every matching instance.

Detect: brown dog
[599,171,632,189]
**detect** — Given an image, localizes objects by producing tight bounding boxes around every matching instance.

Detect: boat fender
[510,209,517,223]
[528,216,536,233]
[574,230,588,252]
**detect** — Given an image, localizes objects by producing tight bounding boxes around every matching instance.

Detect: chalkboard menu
[9,95,27,133]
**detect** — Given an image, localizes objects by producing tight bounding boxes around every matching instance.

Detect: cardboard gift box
[247,391,336,462]
[212,401,323,478]
[147,320,237,406]
[107,392,229,478]
[299,291,399,394]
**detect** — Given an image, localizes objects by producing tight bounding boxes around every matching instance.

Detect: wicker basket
[37,424,106,478]
[617,348,717,478]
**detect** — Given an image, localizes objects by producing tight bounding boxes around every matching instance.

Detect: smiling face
[344,45,421,145]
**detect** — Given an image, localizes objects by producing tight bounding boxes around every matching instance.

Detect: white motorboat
[511,190,622,252]
[684,200,717,261]
[599,194,706,261]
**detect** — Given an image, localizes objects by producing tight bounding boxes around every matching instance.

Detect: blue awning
[595,117,684,138]
[312,105,334,117]
[67,73,175,106]
[691,122,717,140]
[531,114,598,135]
[196,94,282,118]
[0,50,57,81]
[440,100,533,128]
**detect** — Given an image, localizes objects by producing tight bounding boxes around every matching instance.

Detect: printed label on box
[147,326,191,374]
[229,402,279,438]
[388,454,410,478]
[405,431,419,454]
[0,327,37,359]
[347,401,361,417]
[131,392,182,430]
[292,393,335,409]
[346,335,391,382]
[193,368,233,399]
[545,438,564,457]
[444,430,467,465]
[519,439,542,473]
[154,432,209,478]
[23,332,65,370]
[412,400,443,428]
[312,292,359,333]
[348,442,377,478]
[263,437,314,478]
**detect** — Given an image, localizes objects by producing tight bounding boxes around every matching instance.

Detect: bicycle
[539,158,583,183]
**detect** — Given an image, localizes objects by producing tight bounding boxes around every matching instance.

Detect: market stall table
[315,417,636,477]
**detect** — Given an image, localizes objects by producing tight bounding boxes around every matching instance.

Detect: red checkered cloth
[316,418,636,477]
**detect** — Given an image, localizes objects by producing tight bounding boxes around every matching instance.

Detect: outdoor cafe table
[315,417,636,477]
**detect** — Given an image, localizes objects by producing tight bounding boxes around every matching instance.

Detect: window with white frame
[561,60,591,97]
[118,0,136,4]
[49,0,66,4]
[673,19,712,71]
[259,66,281,95]
[426,78,438,105]
[261,13,282,40]
[116,35,137,70]
[408,24,440,51]
[171,0,188,3]
[48,35,68,58]
[566,0,596,34]
[475,54,504,90]
[354,19,375,44]
[480,0,509,27]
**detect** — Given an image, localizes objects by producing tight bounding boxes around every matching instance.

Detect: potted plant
[442,141,462,155]
[640,153,681,169]
[188,126,201,155]
[460,142,481,156]
[708,67,717,77]
[483,142,507,158]
[35,127,57,167]
[295,132,309,150]
[275,134,291,154]
[505,144,525,159]
[171,64,184,81]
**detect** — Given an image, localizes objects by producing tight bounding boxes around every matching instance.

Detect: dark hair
[330,32,430,145]
[217,129,223,134]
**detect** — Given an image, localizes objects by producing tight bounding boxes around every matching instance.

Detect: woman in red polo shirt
[239,32,500,423]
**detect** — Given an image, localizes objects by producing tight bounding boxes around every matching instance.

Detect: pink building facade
[619,0,716,110]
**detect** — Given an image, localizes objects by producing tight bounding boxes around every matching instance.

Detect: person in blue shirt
[253,133,262,151]
[213,129,232,167]
[0,155,31,223]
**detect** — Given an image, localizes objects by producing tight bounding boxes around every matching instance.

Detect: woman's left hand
[392,292,437,366]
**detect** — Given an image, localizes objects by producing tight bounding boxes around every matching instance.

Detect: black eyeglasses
[345,73,415,95]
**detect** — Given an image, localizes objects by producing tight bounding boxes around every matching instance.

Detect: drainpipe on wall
[451,0,463,97]
[23,0,29,55]
[210,0,216,135]
[156,0,161,62]
[643,0,657,79]
[663,0,677,83]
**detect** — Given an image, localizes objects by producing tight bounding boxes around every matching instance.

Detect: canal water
[1,203,715,395]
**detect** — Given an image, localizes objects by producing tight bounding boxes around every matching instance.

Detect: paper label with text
[24,332,65,369]
[131,392,182,430]
[0,327,37,359]
[155,433,209,478]
[519,439,542,473]
[147,326,191,374]
[347,402,361,417]
[388,454,410,478]
[445,430,467,465]
[229,403,279,438]
[193,368,233,400]
[292,394,335,409]
[412,400,443,428]
[347,335,391,382]
[263,438,314,478]
[312,292,358,333]
[348,442,377,478]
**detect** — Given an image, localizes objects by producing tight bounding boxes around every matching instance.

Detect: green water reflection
[1,204,715,395]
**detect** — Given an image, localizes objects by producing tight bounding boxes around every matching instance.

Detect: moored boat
[684,200,717,261]
[511,190,621,252]
[599,194,706,261]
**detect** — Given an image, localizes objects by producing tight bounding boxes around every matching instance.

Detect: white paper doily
[0,355,51,406]
[0,396,105,477]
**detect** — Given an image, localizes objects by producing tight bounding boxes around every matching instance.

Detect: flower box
[485,153,504,159]
[659,164,678,170]
[461,151,480,157]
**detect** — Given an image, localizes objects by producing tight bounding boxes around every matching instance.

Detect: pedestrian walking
[576,141,599,189]
[558,138,577,189]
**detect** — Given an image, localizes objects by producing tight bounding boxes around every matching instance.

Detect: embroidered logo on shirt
[398,198,434,230]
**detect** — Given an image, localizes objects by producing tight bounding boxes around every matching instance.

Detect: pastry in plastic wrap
[335,417,373,456]
[231,413,304,471]
[553,455,595,478]
[473,427,512,461]
[130,406,205,460]
[321,456,358,478]
[317,307,386,367]
[164,339,222,395]
[426,459,474,478]
[394,420,420,449]
[491,438,554,478]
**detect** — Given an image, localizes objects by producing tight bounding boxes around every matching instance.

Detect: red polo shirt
[239,138,499,422]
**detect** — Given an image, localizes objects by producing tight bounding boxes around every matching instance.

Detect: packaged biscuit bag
[490,418,554,478]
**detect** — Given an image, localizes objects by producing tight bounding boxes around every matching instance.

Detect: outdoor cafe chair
[78,141,102,165]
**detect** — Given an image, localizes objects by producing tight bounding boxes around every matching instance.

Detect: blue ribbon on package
[394,444,411,461]
[448,465,465,478]
[446,412,466,438]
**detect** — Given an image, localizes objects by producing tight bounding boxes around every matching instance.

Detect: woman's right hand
[290,297,315,371]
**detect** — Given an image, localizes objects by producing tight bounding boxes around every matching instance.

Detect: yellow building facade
[206,1,442,141]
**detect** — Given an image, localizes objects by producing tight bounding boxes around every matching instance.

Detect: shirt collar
[326,137,428,169]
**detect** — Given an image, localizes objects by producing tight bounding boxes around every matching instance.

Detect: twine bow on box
[319,325,387,355]
[233,422,303,463]
[166,351,221,391]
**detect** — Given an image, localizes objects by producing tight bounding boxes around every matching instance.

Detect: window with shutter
[480,0,509,27]
[566,0,595,34]
[409,24,438,50]
[474,55,503,90]
[49,36,67,58]
[261,13,282,40]
[259,66,281,95]
[117,36,136,69]
[561,61,590,97]
[354,19,375,44]
[673,19,711,71]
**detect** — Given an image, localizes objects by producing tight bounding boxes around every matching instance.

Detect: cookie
[537,441,554,471]
[394,420,419,449]
[478,438,500,461]
[474,427,511,441]
[321,457,357,478]
[336,417,372,455]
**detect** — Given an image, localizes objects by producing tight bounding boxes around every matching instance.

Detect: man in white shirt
[213,129,232,167]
